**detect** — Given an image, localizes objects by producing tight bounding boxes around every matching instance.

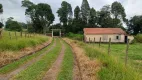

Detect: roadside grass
[0,31,48,51]
[92,43,142,76]
[73,40,140,80]
[13,38,62,80]
[0,39,54,74]
[57,40,74,80]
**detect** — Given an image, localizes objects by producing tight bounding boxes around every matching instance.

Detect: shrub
[66,32,83,41]
[135,34,142,43]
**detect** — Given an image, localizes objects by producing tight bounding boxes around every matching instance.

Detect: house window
[116,35,121,40]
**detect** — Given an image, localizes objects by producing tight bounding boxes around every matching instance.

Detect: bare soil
[42,39,65,80]
[0,38,55,80]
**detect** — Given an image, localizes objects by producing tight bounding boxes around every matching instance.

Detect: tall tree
[22,0,54,34]
[88,8,96,27]
[81,0,90,24]
[127,15,142,35]
[57,1,72,32]
[0,4,3,13]
[111,1,126,27]
[0,4,3,28]
[97,5,114,28]
[36,3,54,34]
[74,6,81,19]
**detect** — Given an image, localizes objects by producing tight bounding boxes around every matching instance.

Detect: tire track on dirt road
[0,38,56,80]
[42,39,65,80]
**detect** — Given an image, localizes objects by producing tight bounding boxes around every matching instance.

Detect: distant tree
[19,22,27,29]
[57,1,72,32]
[81,0,90,24]
[22,0,55,34]
[5,17,22,31]
[36,3,55,34]
[127,15,142,35]
[97,5,114,28]
[74,6,81,20]
[0,4,3,13]
[0,22,3,28]
[111,1,126,27]
[72,6,85,33]
[88,8,96,27]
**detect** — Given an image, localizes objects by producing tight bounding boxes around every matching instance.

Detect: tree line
[0,0,142,35]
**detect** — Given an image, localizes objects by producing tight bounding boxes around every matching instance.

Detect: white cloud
[0,0,142,24]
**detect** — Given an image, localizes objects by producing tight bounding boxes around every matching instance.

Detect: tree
[127,16,142,35]
[5,17,22,31]
[81,0,90,24]
[74,6,81,19]
[71,6,85,33]
[88,8,96,27]
[57,1,72,32]
[22,0,55,34]
[111,1,126,27]
[97,5,114,28]
[36,3,55,34]
[0,22,3,28]
[0,4,3,13]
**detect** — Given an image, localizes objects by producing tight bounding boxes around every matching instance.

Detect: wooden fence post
[108,38,111,55]
[99,37,101,48]
[15,31,17,40]
[89,38,91,43]
[125,39,129,66]
[9,32,11,40]
[20,31,22,37]
[25,32,27,38]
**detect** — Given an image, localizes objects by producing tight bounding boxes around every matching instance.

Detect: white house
[84,28,132,43]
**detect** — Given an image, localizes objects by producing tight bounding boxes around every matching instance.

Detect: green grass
[0,39,54,74]
[96,43,142,75]
[13,38,62,80]
[74,40,140,80]
[0,31,48,51]
[57,40,74,80]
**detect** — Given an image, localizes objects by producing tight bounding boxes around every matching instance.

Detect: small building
[84,28,130,43]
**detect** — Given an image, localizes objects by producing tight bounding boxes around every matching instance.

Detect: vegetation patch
[66,32,83,41]
[0,31,48,51]
[57,40,74,80]
[82,43,141,80]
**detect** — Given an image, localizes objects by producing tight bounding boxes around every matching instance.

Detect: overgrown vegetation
[66,32,83,41]
[0,39,54,74]
[57,40,73,80]
[135,34,142,43]
[13,38,61,80]
[0,31,48,51]
[74,40,141,80]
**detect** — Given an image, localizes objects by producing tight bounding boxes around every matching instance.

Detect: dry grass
[63,38,101,80]
[0,37,52,67]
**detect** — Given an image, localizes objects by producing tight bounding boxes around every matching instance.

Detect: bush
[135,34,142,43]
[66,32,83,41]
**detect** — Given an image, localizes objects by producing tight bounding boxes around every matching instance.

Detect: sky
[0,0,142,24]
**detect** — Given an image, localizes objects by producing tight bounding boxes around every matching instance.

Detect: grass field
[72,40,141,80]
[0,31,48,51]
[97,43,142,75]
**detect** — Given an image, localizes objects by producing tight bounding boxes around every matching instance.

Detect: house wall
[84,34,125,43]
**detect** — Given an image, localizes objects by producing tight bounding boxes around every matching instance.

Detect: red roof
[84,28,126,35]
